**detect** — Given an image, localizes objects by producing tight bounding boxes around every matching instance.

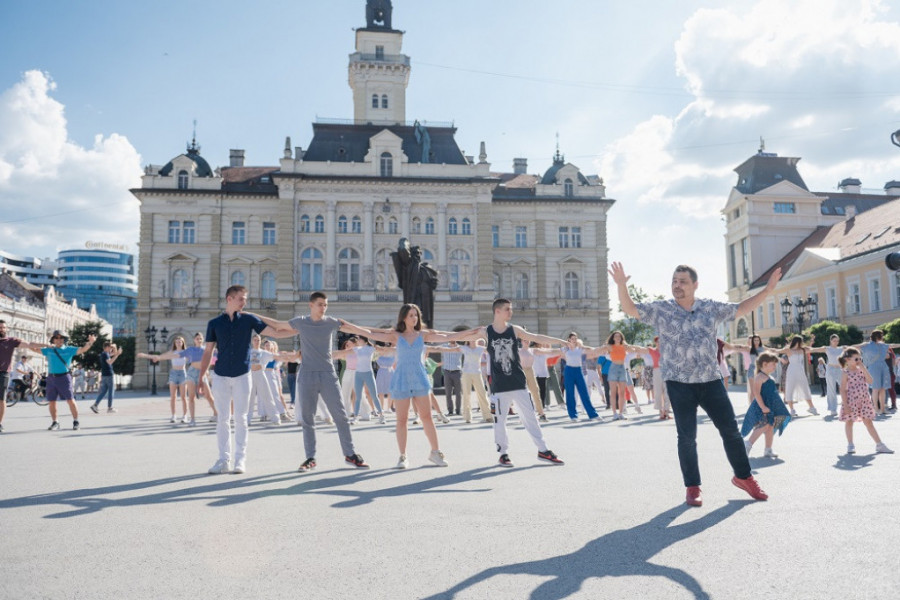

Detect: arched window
[425,217,435,235]
[301,248,323,290]
[461,218,471,235]
[388,217,398,234]
[515,273,529,299]
[314,215,325,233]
[411,217,422,234]
[564,272,580,300]
[736,318,748,339]
[230,270,246,288]
[375,215,384,234]
[448,218,458,235]
[351,216,362,234]
[381,94,389,109]
[449,249,470,291]
[338,248,360,291]
[172,269,190,298]
[261,271,276,299]
[372,94,379,109]
[338,215,348,234]
[375,248,395,291]
[177,170,189,190]
[380,152,393,177]
[300,214,310,233]
[564,178,574,198]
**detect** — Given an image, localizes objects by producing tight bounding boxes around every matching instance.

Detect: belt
[49,371,71,376]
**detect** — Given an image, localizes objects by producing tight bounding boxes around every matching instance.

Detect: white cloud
[595,0,900,299]
[0,70,142,258]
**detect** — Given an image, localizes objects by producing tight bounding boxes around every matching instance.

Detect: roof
[751,196,900,287]
[220,166,279,194]
[733,153,808,194]
[302,123,467,165]
[159,142,214,178]
[540,153,589,185]
[815,191,893,216]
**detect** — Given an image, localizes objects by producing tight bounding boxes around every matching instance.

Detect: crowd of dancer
[2,259,897,507]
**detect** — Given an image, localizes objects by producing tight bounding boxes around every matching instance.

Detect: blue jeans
[94,375,115,408]
[564,366,598,419]
[287,371,297,405]
[666,379,751,487]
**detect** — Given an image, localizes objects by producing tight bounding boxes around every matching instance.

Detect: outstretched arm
[245,312,295,338]
[339,319,397,344]
[736,267,782,318]
[608,262,639,318]
[444,327,485,343]
[514,326,566,347]
[75,335,97,356]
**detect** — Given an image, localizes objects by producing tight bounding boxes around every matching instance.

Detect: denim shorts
[168,369,186,385]
[186,366,200,385]
[607,363,627,382]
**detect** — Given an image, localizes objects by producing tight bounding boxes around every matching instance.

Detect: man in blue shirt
[36,330,96,431]
[198,285,281,475]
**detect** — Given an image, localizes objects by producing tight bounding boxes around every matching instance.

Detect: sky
[2,0,900,304]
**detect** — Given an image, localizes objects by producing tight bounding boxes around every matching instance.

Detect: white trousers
[491,389,548,455]
[341,368,356,414]
[652,369,670,411]
[210,372,251,465]
[250,369,280,420]
[584,370,605,402]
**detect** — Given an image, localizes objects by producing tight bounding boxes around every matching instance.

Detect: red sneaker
[685,486,702,507]
[732,475,768,501]
[345,454,370,469]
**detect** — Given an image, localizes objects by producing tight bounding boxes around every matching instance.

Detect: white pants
[491,389,548,455]
[584,370,605,402]
[341,368,356,414]
[652,369,670,411]
[265,370,284,415]
[210,372,251,465]
[825,365,842,412]
[250,369,280,420]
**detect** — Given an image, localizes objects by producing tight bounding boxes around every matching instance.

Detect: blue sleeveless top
[389,334,432,399]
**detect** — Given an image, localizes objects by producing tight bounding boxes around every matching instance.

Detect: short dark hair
[225,285,246,299]
[309,291,328,303]
[674,265,698,282]
[492,298,511,313]
[871,329,884,342]
[0,319,6,325]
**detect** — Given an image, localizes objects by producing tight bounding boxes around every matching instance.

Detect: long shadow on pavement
[0,465,523,518]
[421,500,751,600]
[833,454,877,470]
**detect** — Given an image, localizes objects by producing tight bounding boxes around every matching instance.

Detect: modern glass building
[0,250,58,287]
[55,248,138,336]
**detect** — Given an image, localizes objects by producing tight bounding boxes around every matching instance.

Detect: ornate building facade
[132,2,614,387]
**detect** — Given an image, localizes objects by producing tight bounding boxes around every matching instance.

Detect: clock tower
[350,0,410,124]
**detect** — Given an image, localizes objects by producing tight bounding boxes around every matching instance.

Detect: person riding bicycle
[12,355,33,398]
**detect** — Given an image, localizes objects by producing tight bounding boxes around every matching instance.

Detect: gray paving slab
[1,388,898,599]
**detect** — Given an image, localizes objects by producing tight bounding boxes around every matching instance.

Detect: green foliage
[113,336,135,375]
[876,318,900,343]
[67,321,109,370]
[767,334,789,349]
[806,320,864,347]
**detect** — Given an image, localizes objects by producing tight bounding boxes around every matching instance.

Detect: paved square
[2,389,897,599]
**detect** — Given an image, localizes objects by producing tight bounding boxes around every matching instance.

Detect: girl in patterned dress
[839,348,893,455]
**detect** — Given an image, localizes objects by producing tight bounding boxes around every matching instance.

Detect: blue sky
[3,0,900,302]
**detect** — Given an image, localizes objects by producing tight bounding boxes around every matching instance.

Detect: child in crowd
[742,352,791,458]
[839,348,893,455]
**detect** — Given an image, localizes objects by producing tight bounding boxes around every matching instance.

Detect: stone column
[437,202,448,287]
[363,201,375,289]
[325,200,337,289]
[400,202,411,238]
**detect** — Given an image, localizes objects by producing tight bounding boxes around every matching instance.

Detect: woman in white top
[773,335,819,417]
[140,335,188,423]
[247,334,285,425]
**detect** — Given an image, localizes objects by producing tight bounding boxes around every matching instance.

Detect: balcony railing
[337,292,363,302]
[375,293,400,303]
[449,293,473,302]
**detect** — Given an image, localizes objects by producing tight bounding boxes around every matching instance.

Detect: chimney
[838,177,861,193]
[229,149,245,168]
[845,205,857,219]
[513,158,528,175]
[884,180,900,196]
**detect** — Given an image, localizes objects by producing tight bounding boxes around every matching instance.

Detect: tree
[113,336,135,375]
[610,285,664,346]
[68,321,109,370]
[806,320,864,347]
[876,318,900,343]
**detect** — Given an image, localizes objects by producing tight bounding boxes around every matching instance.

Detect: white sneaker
[412,417,420,425]
[379,414,386,424]
[280,413,292,423]
[349,417,357,425]
[807,406,819,416]
[232,461,246,474]
[169,415,177,423]
[847,443,856,454]
[790,410,798,417]
[182,415,190,424]
[396,455,409,469]
[440,414,450,424]
[209,416,217,422]
[107,408,117,413]
[764,447,778,458]
[269,417,282,427]
[876,443,894,454]
[428,450,448,467]
[188,419,196,427]
[208,459,231,474]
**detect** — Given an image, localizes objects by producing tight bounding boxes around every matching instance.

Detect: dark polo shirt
[205,312,266,377]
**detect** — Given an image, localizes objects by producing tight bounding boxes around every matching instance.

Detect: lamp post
[780,296,818,336]
[144,325,169,395]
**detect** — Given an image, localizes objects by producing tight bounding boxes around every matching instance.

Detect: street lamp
[144,325,169,395]
[780,296,818,336]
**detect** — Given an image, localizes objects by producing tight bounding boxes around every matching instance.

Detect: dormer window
[380,152,393,177]
[177,170,189,190]
[564,178,574,198]
[381,95,389,109]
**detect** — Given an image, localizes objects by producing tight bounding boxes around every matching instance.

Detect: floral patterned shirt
[636,298,737,384]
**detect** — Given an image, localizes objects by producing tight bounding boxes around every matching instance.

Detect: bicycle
[5,374,48,407]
